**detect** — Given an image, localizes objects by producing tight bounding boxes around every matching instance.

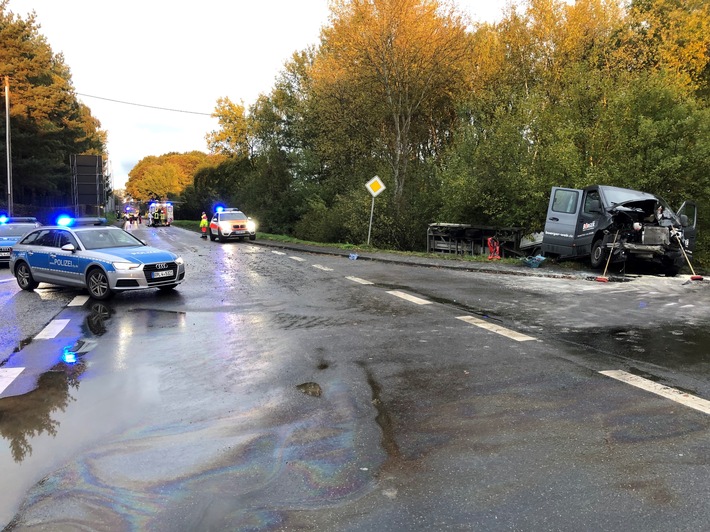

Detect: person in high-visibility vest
[199,212,208,238]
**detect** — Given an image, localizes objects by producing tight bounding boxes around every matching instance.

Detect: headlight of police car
[113,262,141,271]
[175,257,184,265]
[246,220,256,232]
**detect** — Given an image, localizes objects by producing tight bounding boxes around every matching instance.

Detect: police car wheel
[15,262,38,291]
[218,229,226,242]
[209,229,216,241]
[87,268,113,300]
[249,235,256,241]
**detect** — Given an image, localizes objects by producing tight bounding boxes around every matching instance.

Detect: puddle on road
[0,362,85,462]
[358,362,401,462]
[563,325,710,371]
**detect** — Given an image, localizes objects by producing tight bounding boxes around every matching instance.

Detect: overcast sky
[8,0,512,190]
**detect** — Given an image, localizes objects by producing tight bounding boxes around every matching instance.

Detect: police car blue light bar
[56,215,73,226]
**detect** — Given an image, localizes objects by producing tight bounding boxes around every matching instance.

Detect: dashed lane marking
[67,295,89,307]
[271,251,286,255]
[600,370,710,415]
[346,276,373,285]
[35,319,70,339]
[457,315,536,342]
[387,290,432,305]
[313,264,333,271]
[0,368,24,395]
[289,256,306,262]
[0,278,15,284]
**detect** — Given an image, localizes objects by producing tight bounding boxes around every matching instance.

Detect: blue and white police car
[0,216,42,265]
[9,217,186,300]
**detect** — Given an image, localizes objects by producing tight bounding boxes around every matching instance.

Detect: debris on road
[297,382,322,397]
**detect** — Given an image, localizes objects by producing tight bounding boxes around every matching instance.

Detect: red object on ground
[487,237,501,260]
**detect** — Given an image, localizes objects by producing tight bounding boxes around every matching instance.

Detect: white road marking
[456,315,536,342]
[387,290,432,305]
[35,319,70,339]
[289,256,306,262]
[346,276,373,285]
[0,368,24,394]
[271,250,286,255]
[599,370,710,415]
[67,295,89,307]
[0,278,15,284]
[313,264,333,271]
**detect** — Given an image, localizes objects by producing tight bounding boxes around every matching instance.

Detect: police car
[208,207,257,242]
[0,216,42,265]
[9,216,186,300]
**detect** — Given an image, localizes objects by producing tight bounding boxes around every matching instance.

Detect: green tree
[314,0,471,212]
[0,1,106,213]
[206,97,251,157]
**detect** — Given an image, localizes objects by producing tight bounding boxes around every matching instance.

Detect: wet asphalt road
[0,225,709,530]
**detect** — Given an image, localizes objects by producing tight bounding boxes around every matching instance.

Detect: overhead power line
[76,93,213,116]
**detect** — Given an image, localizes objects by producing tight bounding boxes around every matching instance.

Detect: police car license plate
[152,270,173,278]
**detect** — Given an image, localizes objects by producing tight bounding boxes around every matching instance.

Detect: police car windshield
[220,212,246,220]
[75,228,144,250]
[0,224,35,237]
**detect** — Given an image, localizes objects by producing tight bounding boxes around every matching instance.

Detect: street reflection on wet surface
[0,361,85,462]
[564,325,710,371]
[1,304,382,530]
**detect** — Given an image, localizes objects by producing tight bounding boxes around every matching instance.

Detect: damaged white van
[542,185,697,276]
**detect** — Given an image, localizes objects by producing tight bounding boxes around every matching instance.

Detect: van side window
[551,190,579,214]
[583,191,601,214]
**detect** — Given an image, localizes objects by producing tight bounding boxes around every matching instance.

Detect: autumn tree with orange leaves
[313,0,471,211]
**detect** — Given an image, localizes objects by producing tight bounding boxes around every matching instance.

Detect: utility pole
[4,76,12,216]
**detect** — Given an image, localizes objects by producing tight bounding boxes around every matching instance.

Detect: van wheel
[664,266,680,277]
[590,239,606,269]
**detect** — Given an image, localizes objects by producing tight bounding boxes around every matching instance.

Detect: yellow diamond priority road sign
[365,175,386,198]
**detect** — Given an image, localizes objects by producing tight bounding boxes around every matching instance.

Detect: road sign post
[365,175,386,246]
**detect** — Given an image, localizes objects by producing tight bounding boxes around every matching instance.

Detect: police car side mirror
[61,243,76,253]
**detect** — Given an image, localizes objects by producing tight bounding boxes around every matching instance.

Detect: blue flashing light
[56,215,73,227]
[0,215,8,224]
[215,205,224,213]
[62,347,77,364]
[166,202,172,206]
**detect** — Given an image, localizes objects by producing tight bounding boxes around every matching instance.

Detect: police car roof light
[3,216,39,224]
[56,215,73,226]
[73,217,108,226]
[215,206,224,213]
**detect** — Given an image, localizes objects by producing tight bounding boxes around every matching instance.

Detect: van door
[542,187,582,257]
[676,201,697,251]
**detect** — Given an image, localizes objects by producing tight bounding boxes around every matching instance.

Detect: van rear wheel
[590,239,606,269]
